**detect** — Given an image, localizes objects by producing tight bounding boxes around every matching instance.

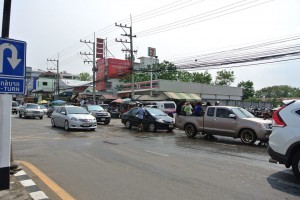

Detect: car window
[67,107,89,114]
[55,107,62,113]
[207,107,215,117]
[87,105,104,111]
[146,108,167,116]
[231,107,254,118]
[164,103,175,109]
[12,101,18,106]
[60,107,66,114]
[131,108,139,115]
[216,108,232,118]
[26,104,39,109]
[295,110,300,115]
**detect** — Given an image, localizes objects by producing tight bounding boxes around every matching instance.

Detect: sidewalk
[0,169,49,200]
[0,174,32,200]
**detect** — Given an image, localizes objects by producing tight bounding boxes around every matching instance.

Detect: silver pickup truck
[175,106,272,144]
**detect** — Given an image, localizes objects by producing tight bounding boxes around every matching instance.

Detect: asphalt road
[11,115,300,200]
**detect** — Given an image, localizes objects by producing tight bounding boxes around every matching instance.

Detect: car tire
[51,118,56,127]
[19,112,22,118]
[148,123,157,132]
[185,123,197,137]
[90,128,96,131]
[167,128,174,132]
[64,120,70,131]
[240,129,257,144]
[292,151,300,181]
[39,116,43,120]
[104,121,110,125]
[125,120,132,129]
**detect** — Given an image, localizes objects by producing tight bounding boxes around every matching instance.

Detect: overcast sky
[1,0,300,90]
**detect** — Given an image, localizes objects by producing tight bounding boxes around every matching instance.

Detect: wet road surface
[11,115,300,200]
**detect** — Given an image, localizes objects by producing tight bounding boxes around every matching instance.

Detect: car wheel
[292,151,300,181]
[240,129,257,144]
[64,120,70,131]
[90,128,96,131]
[39,116,43,120]
[125,120,132,129]
[51,118,56,127]
[148,123,157,132]
[185,123,197,137]
[104,121,110,125]
[19,112,22,118]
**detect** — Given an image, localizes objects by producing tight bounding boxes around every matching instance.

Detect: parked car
[51,105,97,131]
[99,104,109,111]
[175,106,272,144]
[39,105,48,115]
[47,106,60,118]
[19,103,44,119]
[121,107,175,132]
[144,101,177,117]
[83,104,111,125]
[268,100,300,181]
[11,101,19,114]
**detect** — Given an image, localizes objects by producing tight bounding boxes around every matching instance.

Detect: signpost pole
[0,0,12,190]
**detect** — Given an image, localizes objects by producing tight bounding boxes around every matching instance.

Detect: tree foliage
[79,72,92,81]
[237,80,255,100]
[255,85,300,98]
[214,69,235,86]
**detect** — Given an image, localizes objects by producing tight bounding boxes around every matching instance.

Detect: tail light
[272,105,287,127]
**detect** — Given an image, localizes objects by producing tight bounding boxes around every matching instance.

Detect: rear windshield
[12,101,18,106]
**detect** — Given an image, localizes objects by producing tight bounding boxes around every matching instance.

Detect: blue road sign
[0,38,26,94]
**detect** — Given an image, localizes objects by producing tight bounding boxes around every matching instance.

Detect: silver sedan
[51,106,97,131]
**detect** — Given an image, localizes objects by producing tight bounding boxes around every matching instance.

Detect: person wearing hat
[215,101,220,106]
[184,101,193,116]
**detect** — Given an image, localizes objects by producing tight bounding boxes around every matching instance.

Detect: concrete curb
[14,170,49,200]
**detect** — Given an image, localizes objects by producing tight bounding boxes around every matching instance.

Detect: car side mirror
[229,114,236,119]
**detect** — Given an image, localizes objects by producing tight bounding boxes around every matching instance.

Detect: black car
[121,107,175,132]
[47,106,60,118]
[83,104,111,125]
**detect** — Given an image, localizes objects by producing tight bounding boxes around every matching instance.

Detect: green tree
[214,69,235,86]
[237,80,255,100]
[255,85,300,98]
[192,71,212,84]
[80,72,92,81]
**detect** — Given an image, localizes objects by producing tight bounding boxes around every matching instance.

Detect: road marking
[19,160,75,200]
[144,150,169,157]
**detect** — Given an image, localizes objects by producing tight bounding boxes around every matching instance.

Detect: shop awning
[164,92,201,100]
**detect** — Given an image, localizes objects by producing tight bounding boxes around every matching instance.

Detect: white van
[144,101,177,117]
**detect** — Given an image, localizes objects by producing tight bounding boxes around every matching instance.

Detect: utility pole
[47,55,60,96]
[115,17,137,99]
[80,34,96,104]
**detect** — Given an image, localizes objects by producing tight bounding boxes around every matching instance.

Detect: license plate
[101,118,105,121]
[169,124,174,128]
[83,123,91,127]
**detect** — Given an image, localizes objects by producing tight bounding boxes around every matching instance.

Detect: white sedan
[51,105,97,131]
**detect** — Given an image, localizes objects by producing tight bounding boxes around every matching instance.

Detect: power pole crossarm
[47,57,60,95]
[115,18,137,99]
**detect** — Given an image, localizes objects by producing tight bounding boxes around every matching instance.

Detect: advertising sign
[107,58,131,79]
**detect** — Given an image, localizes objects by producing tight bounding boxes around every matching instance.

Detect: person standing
[136,104,145,131]
[193,102,203,116]
[184,101,193,116]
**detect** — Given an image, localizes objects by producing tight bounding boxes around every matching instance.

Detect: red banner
[107,58,131,79]
[96,59,106,91]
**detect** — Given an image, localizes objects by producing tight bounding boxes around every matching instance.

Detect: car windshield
[231,107,255,118]
[146,108,168,116]
[40,105,46,109]
[12,102,18,106]
[87,105,104,111]
[27,104,39,109]
[67,107,89,114]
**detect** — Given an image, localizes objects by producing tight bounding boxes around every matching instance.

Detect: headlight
[70,117,78,121]
[258,123,269,129]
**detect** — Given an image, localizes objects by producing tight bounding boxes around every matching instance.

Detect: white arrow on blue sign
[0,38,26,94]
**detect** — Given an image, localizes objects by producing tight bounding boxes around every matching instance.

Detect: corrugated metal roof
[164,92,201,100]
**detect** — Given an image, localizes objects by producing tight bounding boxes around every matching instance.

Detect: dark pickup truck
[175,106,272,144]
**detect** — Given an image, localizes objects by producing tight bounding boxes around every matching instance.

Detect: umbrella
[39,100,48,104]
[52,100,66,104]
[112,99,123,103]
